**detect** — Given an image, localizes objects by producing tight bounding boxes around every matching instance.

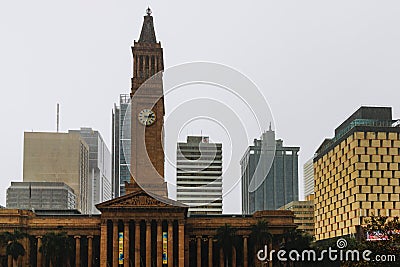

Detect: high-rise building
[7,182,76,210]
[69,128,112,213]
[23,132,90,213]
[303,158,314,199]
[241,126,299,213]
[314,106,400,240]
[279,200,314,236]
[112,94,131,197]
[177,136,223,215]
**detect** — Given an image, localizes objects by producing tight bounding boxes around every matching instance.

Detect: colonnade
[35,235,94,267]
[29,224,258,267]
[100,219,184,267]
[190,235,249,267]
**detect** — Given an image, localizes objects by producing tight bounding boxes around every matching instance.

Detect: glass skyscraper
[241,126,299,213]
[112,94,131,197]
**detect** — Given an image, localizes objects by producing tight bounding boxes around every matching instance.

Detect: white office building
[303,158,314,199]
[69,128,112,214]
[176,136,223,215]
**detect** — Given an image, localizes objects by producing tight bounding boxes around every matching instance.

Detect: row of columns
[194,235,249,267]
[134,55,161,78]
[36,235,94,267]
[100,219,185,267]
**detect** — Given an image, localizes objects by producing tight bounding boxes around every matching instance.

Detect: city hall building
[0,9,297,267]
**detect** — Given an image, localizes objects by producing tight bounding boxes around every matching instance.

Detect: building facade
[303,158,314,199]
[279,200,314,236]
[6,182,76,210]
[177,136,223,215]
[23,132,90,213]
[112,94,131,198]
[0,190,296,267]
[314,106,400,240]
[241,126,300,213]
[0,9,300,267]
[69,128,112,213]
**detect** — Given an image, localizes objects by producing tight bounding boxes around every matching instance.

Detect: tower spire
[139,7,157,43]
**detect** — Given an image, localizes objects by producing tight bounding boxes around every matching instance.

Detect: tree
[282,229,314,267]
[0,229,28,267]
[284,229,313,252]
[216,224,237,267]
[40,232,73,267]
[250,220,272,267]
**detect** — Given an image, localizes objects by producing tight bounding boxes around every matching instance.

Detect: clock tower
[128,8,167,197]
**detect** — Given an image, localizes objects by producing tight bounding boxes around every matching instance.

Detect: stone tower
[128,8,167,197]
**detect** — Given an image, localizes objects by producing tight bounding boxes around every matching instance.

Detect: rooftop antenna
[56,103,60,133]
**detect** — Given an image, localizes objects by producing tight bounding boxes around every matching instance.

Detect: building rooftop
[315,106,400,160]
[9,181,75,192]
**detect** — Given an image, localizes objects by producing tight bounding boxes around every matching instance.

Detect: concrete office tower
[314,106,400,240]
[7,182,76,210]
[303,158,314,199]
[279,200,314,236]
[69,128,112,213]
[112,94,131,197]
[23,132,90,213]
[241,126,300,213]
[177,136,223,215]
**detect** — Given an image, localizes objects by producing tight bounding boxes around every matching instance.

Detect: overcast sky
[1,1,400,212]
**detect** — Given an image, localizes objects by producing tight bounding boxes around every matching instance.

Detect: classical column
[113,221,118,267]
[208,237,213,267]
[87,235,93,267]
[232,246,237,267]
[135,221,141,267]
[268,242,272,267]
[219,247,224,267]
[36,236,42,267]
[157,220,162,267]
[184,233,189,267]
[167,221,173,267]
[196,236,201,267]
[124,221,130,267]
[178,221,185,267]
[146,220,151,267]
[22,236,30,267]
[243,236,248,267]
[133,56,138,76]
[100,222,108,267]
[74,236,81,267]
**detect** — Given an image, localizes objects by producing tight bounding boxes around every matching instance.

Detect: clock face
[138,109,156,126]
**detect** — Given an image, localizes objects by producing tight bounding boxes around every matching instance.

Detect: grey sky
[1,1,400,213]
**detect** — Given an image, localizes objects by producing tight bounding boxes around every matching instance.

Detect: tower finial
[269,122,272,131]
[146,6,152,16]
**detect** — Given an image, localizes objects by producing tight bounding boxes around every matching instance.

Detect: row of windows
[177,188,222,192]
[177,173,222,177]
[177,199,222,204]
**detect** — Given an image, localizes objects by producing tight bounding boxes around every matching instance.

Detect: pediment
[96,189,185,210]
